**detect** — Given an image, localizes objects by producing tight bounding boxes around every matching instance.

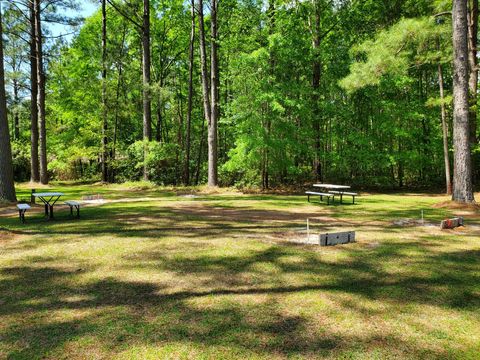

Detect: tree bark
[29,0,39,183]
[468,0,479,184]
[101,0,108,182]
[0,8,16,202]
[142,0,152,180]
[468,0,478,144]
[34,0,48,184]
[197,0,212,185]
[185,0,195,186]
[438,62,452,195]
[208,0,219,187]
[13,78,19,140]
[452,0,475,202]
[195,118,206,185]
[110,25,127,183]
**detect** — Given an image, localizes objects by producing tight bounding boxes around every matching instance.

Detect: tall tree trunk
[29,0,39,183]
[438,62,452,195]
[197,0,212,185]
[13,78,19,140]
[185,0,195,186]
[468,0,479,183]
[101,0,108,182]
[468,0,478,142]
[142,0,152,180]
[110,26,127,183]
[34,0,48,184]
[195,118,206,185]
[452,0,475,202]
[142,0,152,141]
[0,8,16,202]
[208,0,219,187]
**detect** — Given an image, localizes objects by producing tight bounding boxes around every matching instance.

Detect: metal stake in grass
[307,218,310,242]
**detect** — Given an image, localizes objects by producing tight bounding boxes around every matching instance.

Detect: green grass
[1,183,479,359]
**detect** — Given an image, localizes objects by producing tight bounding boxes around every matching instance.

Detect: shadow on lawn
[2,201,434,237]
[1,241,479,358]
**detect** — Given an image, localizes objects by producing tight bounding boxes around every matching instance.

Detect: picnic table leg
[44,204,49,217]
[49,205,54,219]
[76,205,80,218]
[340,193,343,204]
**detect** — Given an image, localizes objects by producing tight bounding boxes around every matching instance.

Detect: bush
[11,141,30,182]
[114,141,179,185]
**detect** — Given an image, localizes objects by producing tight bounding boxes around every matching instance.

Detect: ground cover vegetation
[0,183,479,359]
[0,0,477,197]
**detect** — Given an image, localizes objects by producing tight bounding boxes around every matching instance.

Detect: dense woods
[0,0,478,201]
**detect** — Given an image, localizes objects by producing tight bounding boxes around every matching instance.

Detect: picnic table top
[313,184,351,190]
[32,192,65,197]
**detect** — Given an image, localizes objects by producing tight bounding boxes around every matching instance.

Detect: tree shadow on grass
[1,251,471,359]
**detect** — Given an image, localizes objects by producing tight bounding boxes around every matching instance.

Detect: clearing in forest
[0,183,479,359]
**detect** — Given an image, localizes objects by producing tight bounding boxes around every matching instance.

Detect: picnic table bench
[305,191,334,205]
[17,203,31,223]
[328,190,358,204]
[65,200,81,218]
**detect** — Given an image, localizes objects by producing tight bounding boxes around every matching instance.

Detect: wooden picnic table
[32,192,64,219]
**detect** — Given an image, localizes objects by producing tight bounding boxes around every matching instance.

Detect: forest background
[2,0,479,192]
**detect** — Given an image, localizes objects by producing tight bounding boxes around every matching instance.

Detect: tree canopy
[0,0,478,200]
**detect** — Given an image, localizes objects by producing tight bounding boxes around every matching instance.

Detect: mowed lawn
[0,183,479,359]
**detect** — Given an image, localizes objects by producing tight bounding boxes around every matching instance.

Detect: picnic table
[32,192,64,219]
[313,184,357,204]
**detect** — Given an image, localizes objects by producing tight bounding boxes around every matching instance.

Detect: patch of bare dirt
[432,200,480,211]
[0,230,21,243]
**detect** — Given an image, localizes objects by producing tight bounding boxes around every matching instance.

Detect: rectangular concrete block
[319,231,355,246]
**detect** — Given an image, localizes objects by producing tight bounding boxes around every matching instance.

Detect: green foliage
[115,141,178,185]
[340,17,450,92]
[10,141,30,182]
[3,0,467,189]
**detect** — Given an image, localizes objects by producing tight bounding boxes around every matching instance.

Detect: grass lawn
[1,183,479,359]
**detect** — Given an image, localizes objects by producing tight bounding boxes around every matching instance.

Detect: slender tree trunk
[101,0,108,182]
[0,8,16,202]
[197,0,212,184]
[438,63,452,195]
[142,0,152,141]
[110,26,127,183]
[34,0,48,184]
[185,0,195,186]
[29,0,39,182]
[142,0,152,180]
[195,118,206,185]
[452,0,475,202]
[209,0,219,187]
[13,79,19,140]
